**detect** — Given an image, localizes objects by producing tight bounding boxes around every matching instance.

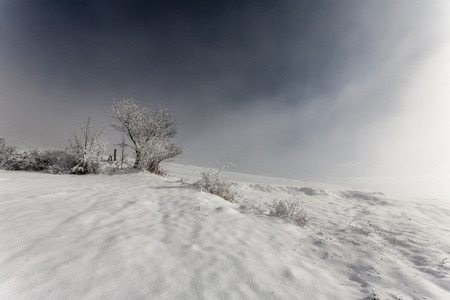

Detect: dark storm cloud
[1,0,449,185]
[1,0,349,143]
[1,0,366,105]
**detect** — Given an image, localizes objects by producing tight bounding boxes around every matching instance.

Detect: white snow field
[1,163,449,300]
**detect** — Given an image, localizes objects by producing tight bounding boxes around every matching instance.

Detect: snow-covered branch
[110,98,181,173]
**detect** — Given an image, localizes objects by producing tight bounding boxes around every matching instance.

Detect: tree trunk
[134,150,141,168]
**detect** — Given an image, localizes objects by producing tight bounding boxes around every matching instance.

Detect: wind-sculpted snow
[1,165,449,299]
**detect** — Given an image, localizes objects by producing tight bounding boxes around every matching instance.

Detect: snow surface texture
[1,163,449,299]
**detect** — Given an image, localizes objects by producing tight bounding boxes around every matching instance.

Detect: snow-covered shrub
[110,98,182,173]
[139,138,182,174]
[0,152,31,171]
[0,137,16,169]
[43,149,78,174]
[0,139,48,171]
[68,117,107,174]
[0,136,92,174]
[194,163,236,202]
[271,199,309,226]
[9,150,53,171]
[0,147,77,173]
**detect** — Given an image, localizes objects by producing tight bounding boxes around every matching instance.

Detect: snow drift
[0,164,449,299]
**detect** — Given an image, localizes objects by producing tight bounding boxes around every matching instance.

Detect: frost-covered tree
[110,98,182,173]
[69,117,107,174]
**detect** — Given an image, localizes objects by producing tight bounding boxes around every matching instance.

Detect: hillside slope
[1,166,449,299]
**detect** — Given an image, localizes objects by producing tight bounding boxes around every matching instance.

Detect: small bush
[9,150,52,171]
[68,117,107,174]
[194,162,236,202]
[138,138,181,174]
[271,199,309,226]
[44,149,78,174]
[242,197,312,227]
[1,118,105,175]
[0,152,32,171]
[0,137,16,168]
[0,148,78,173]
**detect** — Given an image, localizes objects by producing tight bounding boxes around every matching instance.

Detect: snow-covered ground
[1,163,449,299]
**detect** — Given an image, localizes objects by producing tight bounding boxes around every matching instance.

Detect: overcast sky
[1,0,450,196]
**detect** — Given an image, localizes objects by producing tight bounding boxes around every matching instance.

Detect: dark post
[113,149,117,162]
